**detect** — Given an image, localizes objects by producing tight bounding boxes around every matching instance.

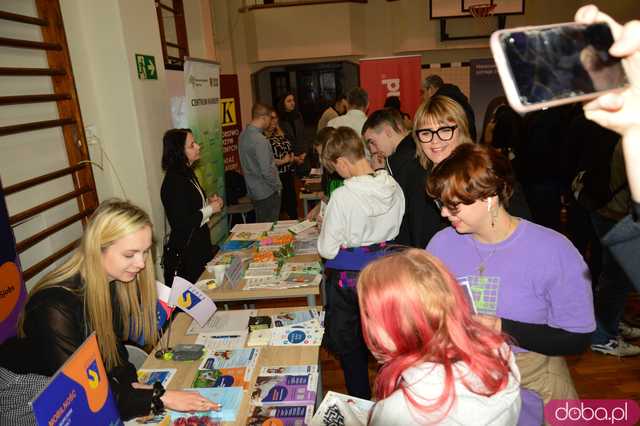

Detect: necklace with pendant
[472,217,516,276]
[472,241,497,276]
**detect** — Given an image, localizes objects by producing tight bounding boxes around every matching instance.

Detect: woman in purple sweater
[425,144,595,406]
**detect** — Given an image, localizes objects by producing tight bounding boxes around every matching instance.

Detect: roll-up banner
[183,58,227,243]
[220,74,242,172]
[359,55,422,118]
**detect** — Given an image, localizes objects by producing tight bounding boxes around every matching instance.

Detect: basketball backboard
[430,0,525,19]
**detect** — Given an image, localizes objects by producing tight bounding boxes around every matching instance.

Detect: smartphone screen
[499,23,627,106]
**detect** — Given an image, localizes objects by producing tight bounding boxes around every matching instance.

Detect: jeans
[253,191,281,223]
[590,212,634,344]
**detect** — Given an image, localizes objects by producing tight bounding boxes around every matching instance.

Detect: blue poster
[0,178,27,344]
[31,333,123,425]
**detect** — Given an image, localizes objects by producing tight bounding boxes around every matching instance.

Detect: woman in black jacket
[277,93,308,161]
[161,129,223,286]
[1,200,220,420]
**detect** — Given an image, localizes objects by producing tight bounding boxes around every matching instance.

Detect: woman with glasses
[426,143,595,407]
[265,110,298,219]
[412,96,532,243]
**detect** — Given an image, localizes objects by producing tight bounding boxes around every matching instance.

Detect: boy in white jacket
[317,126,405,399]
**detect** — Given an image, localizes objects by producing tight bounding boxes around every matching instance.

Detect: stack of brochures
[244,261,323,291]
[191,348,260,390]
[246,310,325,347]
[248,365,318,421]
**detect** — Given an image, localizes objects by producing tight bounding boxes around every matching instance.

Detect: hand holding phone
[491,19,629,113]
[576,5,640,137]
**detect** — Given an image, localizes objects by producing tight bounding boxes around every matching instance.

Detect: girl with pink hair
[357,249,521,425]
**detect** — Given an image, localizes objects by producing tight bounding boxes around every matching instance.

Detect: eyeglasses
[434,199,461,214]
[415,125,458,143]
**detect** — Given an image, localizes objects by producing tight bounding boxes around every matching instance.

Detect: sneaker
[591,339,640,356]
[619,322,640,340]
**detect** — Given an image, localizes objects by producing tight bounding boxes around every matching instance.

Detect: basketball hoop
[468,3,497,18]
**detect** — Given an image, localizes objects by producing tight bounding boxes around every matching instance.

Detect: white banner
[184,58,227,243]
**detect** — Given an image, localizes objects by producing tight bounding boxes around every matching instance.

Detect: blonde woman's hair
[413,96,473,170]
[18,199,159,370]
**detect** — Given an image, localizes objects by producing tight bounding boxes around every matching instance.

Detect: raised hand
[576,5,640,136]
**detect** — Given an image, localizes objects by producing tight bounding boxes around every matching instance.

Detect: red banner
[359,55,422,118]
[220,74,242,172]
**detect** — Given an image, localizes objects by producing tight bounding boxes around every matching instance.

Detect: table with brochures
[136,307,322,425]
[198,221,324,306]
[200,253,321,306]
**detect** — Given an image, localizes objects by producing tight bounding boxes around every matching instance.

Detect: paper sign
[224,255,243,289]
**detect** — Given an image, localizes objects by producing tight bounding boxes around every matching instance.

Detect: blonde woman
[412,95,531,244]
[6,200,219,420]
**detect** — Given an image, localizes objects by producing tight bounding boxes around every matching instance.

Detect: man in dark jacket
[363,108,443,248]
[423,74,477,141]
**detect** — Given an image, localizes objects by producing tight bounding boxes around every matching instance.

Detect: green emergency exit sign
[135,54,157,80]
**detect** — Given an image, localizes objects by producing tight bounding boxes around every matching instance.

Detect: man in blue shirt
[239,103,282,222]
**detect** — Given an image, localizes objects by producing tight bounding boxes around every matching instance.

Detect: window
[156,0,190,70]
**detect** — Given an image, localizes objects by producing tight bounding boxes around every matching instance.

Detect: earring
[487,197,492,212]
[490,200,498,228]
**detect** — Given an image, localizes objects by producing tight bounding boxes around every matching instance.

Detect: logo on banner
[0,262,21,322]
[382,78,400,97]
[188,75,209,88]
[178,290,202,309]
[86,360,100,389]
[221,98,237,127]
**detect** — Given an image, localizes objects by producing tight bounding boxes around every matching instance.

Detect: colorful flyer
[192,367,247,389]
[259,365,319,376]
[465,275,501,315]
[271,327,324,347]
[136,369,177,387]
[197,348,259,382]
[250,374,317,406]
[272,310,319,328]
[31,333,123,426]
[168,387,243,423]
[247,404,314,426]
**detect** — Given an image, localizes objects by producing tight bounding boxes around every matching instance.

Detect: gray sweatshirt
[238,124,282,201]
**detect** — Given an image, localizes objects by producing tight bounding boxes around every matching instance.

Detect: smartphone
[491,22,628,113]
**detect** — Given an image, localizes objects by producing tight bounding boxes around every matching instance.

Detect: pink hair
[357,249,511,422]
